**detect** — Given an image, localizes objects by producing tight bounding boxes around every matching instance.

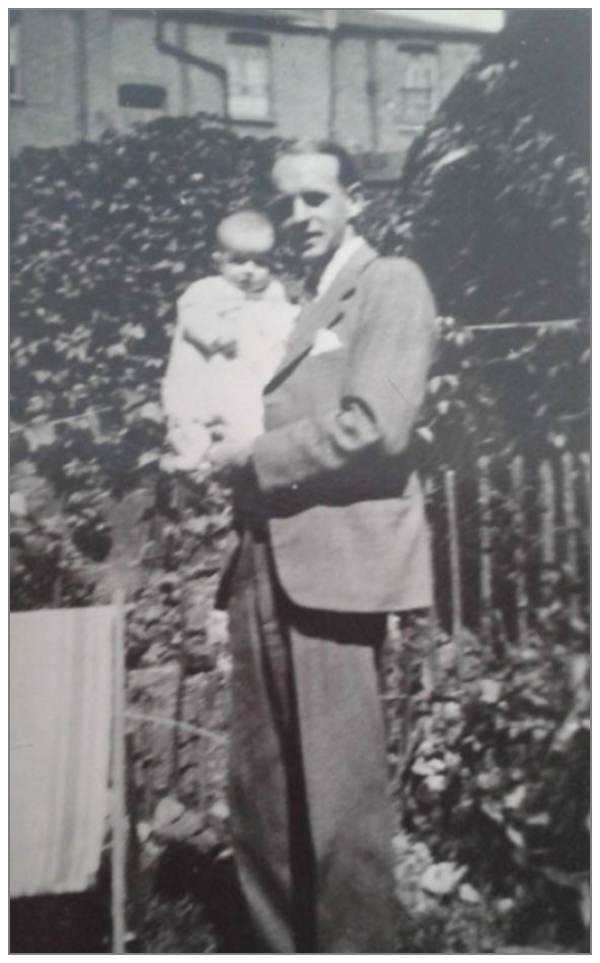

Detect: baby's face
[216,242,272,295]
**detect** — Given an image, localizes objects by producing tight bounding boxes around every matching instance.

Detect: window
[118,83,166,110]
[9,11,22,100]
[227,33,272,121]
[397,47,438,128]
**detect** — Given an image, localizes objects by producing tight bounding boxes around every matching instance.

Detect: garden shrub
[394,613,589,949]
[384,10,590,324]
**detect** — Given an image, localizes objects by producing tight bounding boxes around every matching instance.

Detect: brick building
[9,9,487,178]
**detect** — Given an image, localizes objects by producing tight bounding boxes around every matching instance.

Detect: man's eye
[302,192,328,208]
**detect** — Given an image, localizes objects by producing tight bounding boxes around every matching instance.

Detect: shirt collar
[315,235,366,300]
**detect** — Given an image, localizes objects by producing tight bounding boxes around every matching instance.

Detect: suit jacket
[251,241,436,613]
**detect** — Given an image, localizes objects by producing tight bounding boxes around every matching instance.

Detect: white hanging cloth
[10,607,114,897]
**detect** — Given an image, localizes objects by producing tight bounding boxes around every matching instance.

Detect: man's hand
[209,433,267,531]
[208,436,253,471]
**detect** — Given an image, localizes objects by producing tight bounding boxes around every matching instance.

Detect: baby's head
[213,210,275,295]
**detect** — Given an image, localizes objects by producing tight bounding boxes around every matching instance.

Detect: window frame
[9,10,24,102]
[117,82,167,111]
[226,31,274,125]
[396,43,438,131]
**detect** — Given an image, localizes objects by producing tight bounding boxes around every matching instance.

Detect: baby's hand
[207,436,252,472]
[211,334,238,359]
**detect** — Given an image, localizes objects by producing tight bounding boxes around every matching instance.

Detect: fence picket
[579,454,590,561]
[510,456,528,638]
[478,456,493,636]
[539,459,557,565]
[444,469,463,640]
[111,589,127,954]
[561,451,580,616]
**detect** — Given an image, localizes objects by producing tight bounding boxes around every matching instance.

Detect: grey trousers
[227,532,397,952]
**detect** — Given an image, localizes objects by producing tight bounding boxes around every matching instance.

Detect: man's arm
[252,257,436,495]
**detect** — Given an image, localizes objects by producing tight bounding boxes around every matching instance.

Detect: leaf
[441,701,462,722]
[421,862,467,896]
[24,422,56,450]
[10,492,28,517]
[480,800,504,825]
[137,451,160,468]
[526,812,550,827]
[412,755,445,777]
[143,605,164,626]
[155,808,205,843]
[416,425,435,444]
[505,825,526,849]
[139,402,164,424]
[136,820,152,844]
[184,517,209,536]
[459,882,482,904]
[153,796,185,830]
[479,678,502,704]
[425,773,447,793]
[504,785,527,810]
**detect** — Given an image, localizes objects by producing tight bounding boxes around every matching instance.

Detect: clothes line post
[111,587,127,953]
[444,468,463,633]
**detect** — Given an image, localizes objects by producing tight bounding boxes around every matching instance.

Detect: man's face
[270,153,359,262]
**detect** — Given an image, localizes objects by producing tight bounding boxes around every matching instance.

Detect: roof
[160,8,491,40]
[336,9,491,36]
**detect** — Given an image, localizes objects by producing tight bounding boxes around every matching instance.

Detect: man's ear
[346,182,365,221]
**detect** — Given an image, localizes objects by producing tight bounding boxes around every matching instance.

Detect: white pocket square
[309,328,343,356]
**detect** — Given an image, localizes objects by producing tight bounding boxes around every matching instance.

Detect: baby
[162,210,297,473]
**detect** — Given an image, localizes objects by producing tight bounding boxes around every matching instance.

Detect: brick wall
[10,10,482,161]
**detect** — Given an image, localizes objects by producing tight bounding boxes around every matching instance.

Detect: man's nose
[292,196,311,222]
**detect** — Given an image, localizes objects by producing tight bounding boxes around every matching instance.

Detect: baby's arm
[180,296,241,359]
[183,323,238,360]
[162,311,213,472]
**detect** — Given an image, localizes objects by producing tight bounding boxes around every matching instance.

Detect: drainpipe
[323,10,338,139]
[154,12,230,124]
[366,36,379,151]
[71,10,89,139]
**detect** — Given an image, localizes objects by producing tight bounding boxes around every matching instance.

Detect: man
[211,141,436,952]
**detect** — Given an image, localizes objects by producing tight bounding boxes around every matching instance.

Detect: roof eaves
[335,12,492,41]
[172,8,327,33]
[151,8,492,41]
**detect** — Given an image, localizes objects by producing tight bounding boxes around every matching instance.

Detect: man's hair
[274,139,361,189]
[216,209,275,250]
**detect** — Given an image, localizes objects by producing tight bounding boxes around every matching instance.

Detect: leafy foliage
[395,614,589,949]
[414,317,589,470]
[10,78,589,608]
[133,894,216,953]
[10,116,286,608]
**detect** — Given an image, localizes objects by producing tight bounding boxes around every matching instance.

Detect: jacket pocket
[303,349,345,413]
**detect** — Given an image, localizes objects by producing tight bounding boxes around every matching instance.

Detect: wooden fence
[425,449,589,640]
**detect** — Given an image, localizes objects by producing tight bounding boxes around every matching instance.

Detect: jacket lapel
[264,242,378,393]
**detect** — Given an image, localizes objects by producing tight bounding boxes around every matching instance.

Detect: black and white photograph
[9,7,590,953]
